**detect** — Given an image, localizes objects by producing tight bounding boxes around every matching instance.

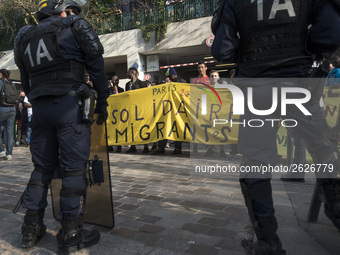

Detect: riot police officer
[212,0,340,254]
[14,0,109,253]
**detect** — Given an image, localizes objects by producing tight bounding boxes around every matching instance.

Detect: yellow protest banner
[107,83,340,160]
[106,82,239,146]
[276,87,340,160]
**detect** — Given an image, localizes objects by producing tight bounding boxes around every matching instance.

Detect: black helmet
[35,0,82,21]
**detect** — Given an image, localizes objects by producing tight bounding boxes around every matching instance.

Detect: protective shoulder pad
[62,15,82,28]
[14,25,34,69]
[72,18,104,57]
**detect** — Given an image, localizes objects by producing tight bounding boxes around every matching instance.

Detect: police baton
[13,189,25,214]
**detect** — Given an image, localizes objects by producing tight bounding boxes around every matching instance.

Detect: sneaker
[7,155,12,161]
[0,151,6,159]
[191,147,198,154]
[115,146,122,153]
[142,147,149,154]
[150,145,158,152]
[205,148,215,157]
[227,154,236,161]
[126,146,137,153]
[15,141,20,147]
[220,150,227,157]
[151,149,165,155]
[171,149,182,155]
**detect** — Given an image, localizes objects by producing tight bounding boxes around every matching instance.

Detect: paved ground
[0,144,340,255]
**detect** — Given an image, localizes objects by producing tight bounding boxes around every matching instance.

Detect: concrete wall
[0,16,213,81]
[100,16,212,57]
[100,16,212,70]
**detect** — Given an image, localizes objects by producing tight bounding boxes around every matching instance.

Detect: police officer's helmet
[35,0,82,21]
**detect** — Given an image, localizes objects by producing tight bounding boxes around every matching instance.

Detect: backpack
[211,0,226,35]
[0,78,20,106]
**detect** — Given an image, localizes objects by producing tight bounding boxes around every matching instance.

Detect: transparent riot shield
[51,116,114,228]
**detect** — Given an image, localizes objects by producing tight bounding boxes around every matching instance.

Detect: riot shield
[51,116,114,228]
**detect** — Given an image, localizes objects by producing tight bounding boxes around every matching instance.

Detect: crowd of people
[104,61,241,159]
[1,60,242,162]
[3,55,340,162]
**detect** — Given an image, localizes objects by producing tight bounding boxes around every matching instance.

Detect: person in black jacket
[125,67,147,91]
[110,75,124,153]
[124,67,148,153]
[109,75,124,95]
[152,67,185,155]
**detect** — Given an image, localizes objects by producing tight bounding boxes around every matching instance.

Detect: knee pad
[312,140,340,179]
[321,182,340,230]
[27,167,52,190]
[322,183,340,216]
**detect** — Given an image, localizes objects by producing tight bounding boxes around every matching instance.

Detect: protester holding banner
[109,75,124,95]
[110,75,124,153]
[191,61,211,154]
[125,67,148,153]
[125,67,147,91]
[204,70,227,157]
[152,67,186,155]
[212,1,340,254]
[192,61,210,85]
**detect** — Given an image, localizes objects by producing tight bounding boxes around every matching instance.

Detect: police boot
[321,182,340,231]
[21,210,46,248]
[253,217,286,255]
[57,216,100,255]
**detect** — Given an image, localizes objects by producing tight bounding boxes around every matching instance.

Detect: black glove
[94,99,108,125]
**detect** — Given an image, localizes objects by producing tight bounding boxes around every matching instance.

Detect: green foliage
[0,0,174,51]
[0,1,35,51]
[142,22,169,43]
[141,1,169,44]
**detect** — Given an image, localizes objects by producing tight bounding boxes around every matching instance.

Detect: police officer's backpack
[0,78,20,106]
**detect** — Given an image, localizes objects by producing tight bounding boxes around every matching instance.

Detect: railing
[94,0,219,35]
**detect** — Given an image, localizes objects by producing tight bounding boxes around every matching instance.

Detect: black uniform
[212,0,340,254]
[15,14,109,220]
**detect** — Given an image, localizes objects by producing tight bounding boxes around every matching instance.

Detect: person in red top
[193,61,210,85]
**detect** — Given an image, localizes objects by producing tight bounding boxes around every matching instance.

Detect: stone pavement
[0,144,340,255]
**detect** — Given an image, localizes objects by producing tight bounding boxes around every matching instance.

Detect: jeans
[0,111,16,155]
[26,116,32,144]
